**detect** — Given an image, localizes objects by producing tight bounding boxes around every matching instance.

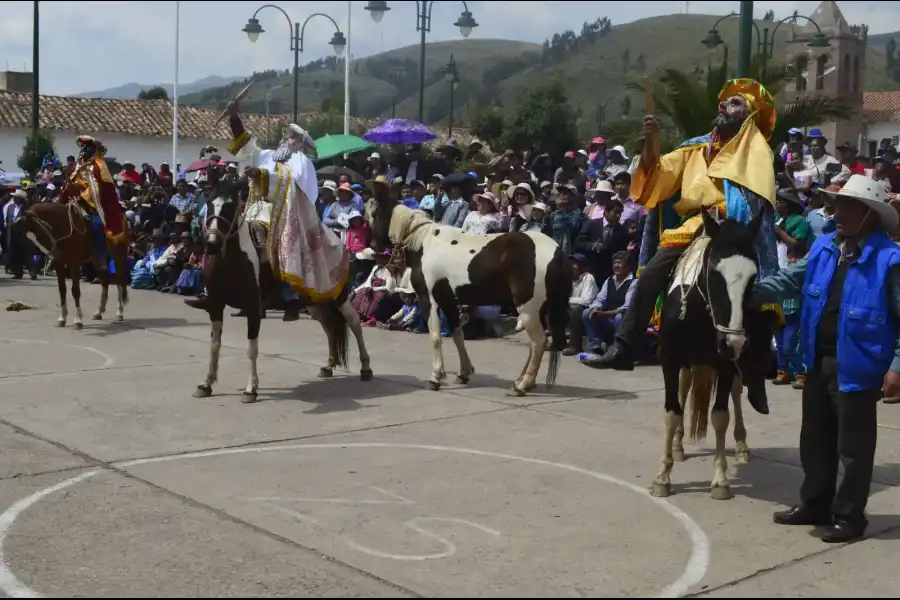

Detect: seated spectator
[120,160,143,185]
[323,182,358,242]
[351,248,399,326]
[582,251,635,354]
[345,210,370,286]
[519,201,548,233]
[436,184,470,228]
[130,229,168,289]
[155,231,190,293]
[169,179,198,215]
[380,268,420,331]
[462,191,502,235]
[563,253,599,356]
[174,240,205,296]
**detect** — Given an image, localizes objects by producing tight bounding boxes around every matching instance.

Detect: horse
[189,178,372,403]
[650,209,761,501]
[369,198,572,396]
[13,202,129,328]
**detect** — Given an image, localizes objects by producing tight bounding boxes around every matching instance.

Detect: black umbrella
[441,171,478,192]
[316,165,365,184]
[105,159,123,176]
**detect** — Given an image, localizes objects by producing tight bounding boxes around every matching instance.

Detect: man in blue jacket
[751,174,900,543]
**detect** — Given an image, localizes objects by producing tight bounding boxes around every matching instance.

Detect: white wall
[0,128,237,172]
[866,122,900,147]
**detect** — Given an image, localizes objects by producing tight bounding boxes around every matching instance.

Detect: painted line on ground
[0,443,709,598]
[3,338,115,372]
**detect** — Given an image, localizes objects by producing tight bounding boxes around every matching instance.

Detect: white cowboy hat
[608,145,629,160]
[11,189,27,199]
[825,174,899,231]
[591,179,615,194]
[522,201,550,221]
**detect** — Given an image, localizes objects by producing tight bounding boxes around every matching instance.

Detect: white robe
[234,137,348,301]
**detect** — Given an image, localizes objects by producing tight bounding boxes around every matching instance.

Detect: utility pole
[31,0,39,139]
[737,1,754,78]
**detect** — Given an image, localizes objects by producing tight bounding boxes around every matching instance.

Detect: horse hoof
[193,385,212,398]
[673,448,686,463]
[318,367,333,378]
[650,482,672,498]
[74,322,84,331]
[710,486,733,500]
[427,380,441,391]
[92,313,102,320]
[524,381,537,391]
[241,392,260,404]
[454,375,470,385]
[735,450,750,464]
[56,320,66,328]
[505,386,526,397]
[360,369,374,382]
[115,315,124,322]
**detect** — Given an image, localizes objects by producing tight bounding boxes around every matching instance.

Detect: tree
[622,48,631,73]
[627,52,854,150]
[137,86,169,101]
[635,54,647,72]
[763,9,776,21]
[470,108,505,151]
[501,79,579,158]
[886,38,897,72]
[17,130,56,177]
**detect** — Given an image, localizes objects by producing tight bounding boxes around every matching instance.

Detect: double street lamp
[243,4,347,124]
[364,1,478,123]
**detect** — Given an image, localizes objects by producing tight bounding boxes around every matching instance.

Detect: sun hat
[591,179,615,195]
[775,187,804,209]
[474,191,499,211]
[523,201,550,221]
[608,145,629,160]
[825,174,898,231]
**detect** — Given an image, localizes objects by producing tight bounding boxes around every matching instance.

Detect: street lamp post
[265,84,287,144]
[365,1,478,123]
[242,5,347,124]
[443,54,459,138]
[31,0,39,140]
[701,8,831,79]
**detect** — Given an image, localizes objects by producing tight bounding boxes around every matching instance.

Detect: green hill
[181,14,900,127]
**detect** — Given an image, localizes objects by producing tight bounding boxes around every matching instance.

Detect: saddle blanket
[668,235,710,295]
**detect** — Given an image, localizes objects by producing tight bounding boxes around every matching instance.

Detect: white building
[863,91,900,156]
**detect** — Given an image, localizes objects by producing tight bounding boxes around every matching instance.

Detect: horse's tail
[321,300,350,370]
[544,246,572,388]
[687,365,718,442]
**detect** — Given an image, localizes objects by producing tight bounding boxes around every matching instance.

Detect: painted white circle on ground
[0,443,710,599]
[0,339,115,380]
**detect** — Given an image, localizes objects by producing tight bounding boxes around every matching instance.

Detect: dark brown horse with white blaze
[13,202,129,328]
[187,178,372,404]
[651,210,763,501]
[369,196,571,396]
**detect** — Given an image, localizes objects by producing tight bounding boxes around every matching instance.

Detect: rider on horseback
[60,135,128,259]
[583,78,781,416]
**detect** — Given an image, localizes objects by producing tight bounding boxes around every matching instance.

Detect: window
[842,54,850,90]
[796,56,808,92]
[853,56,861,92]
[816,55,827,91]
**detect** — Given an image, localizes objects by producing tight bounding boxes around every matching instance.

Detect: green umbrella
[314,134,373,161]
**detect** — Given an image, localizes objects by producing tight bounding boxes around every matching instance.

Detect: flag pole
[343,0,351,135]
[172,0,180,170]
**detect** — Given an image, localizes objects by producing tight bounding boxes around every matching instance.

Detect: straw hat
[591,179,615,195]
[523,201,550,221]
[825,174,898,231]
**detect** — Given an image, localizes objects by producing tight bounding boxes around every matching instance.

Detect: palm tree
[625,49,854,150]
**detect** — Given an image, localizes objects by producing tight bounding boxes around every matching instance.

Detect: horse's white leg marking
[651,410,682,497]
[674,368,691,462]
[427,297,446,387]
[57,272,68,327]
[450,327,475,381]
[94,285,108,320]
[714,256,757,357]
[339,301,371,372]
[245,337,259,395]
[203,320,223,389]
[731,376,749,463]
[709,410,733,500]
[513,309,546,394]
[237,222,261,284]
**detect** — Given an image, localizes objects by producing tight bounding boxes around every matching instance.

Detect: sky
[3,0,899,96]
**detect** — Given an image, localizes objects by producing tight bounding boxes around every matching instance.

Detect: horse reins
[25,201,88,260]
[675,244,746,337]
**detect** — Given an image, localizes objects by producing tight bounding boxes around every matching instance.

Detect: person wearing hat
[323,182,360,241]
[563,252,600,356]
[120,160,142,185]
[585,78,780,416]
[4,189,37,279]
[547,185,584,255]
[63,135,127,246]
[555,151,587,193]
[772,187,811,388]
[873,155,894,194]
[751,174,900,543]
[779,127,807,162]
[803,130,850,187]
[577,196,629,285]
[462,191,502,235]
[130,228,168,290]
[602,145,630,181]
[586,179,615,221]
[436,181,471,229]
[587,136,608,178]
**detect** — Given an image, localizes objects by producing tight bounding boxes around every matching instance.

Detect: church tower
[783,0,867,147]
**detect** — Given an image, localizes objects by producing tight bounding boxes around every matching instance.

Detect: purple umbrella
[363,118,436,145]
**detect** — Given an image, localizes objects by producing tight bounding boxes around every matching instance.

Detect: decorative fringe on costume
[228,131,251,156]
[105,216,128,245]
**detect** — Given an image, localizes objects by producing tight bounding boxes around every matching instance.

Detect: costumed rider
[60,135,128,262]
[219,100,348,319]
[583,78,781,416]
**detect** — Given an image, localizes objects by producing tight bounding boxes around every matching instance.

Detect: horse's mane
[389,204,434,252]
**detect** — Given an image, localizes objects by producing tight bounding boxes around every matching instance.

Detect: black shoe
[184,296,212,310]
[746,377,770,415]
[773,505,832,526]
[580,343,634,371]
[562,347,581,357]
[820,517,867,543]
[282,299,301,322]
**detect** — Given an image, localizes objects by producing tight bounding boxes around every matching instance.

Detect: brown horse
[14,202,129,328]
[186,177,372,403]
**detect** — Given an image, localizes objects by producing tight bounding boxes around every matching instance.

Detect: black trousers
[568,304,588,350]
[800,355,879,521]
[614,247,683,348]
[7,230,35,277]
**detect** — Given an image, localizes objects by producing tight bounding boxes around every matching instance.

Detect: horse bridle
[677,245,746,338]
[19,202,87,260]
[204,185,249,251]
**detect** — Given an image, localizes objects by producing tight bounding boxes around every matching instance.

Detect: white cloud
[1,0,896,95]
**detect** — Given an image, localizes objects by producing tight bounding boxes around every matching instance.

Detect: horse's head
[204,178,247,254]
[367,180,398,252]
[701,208,762,360]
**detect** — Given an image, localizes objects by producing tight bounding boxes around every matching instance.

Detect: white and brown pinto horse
[370,199,572,396]
[186,178,372,403]
[651,210,761,500]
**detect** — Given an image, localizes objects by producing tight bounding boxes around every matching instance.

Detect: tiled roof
[863,91,900,124]
[0,91,472,146]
